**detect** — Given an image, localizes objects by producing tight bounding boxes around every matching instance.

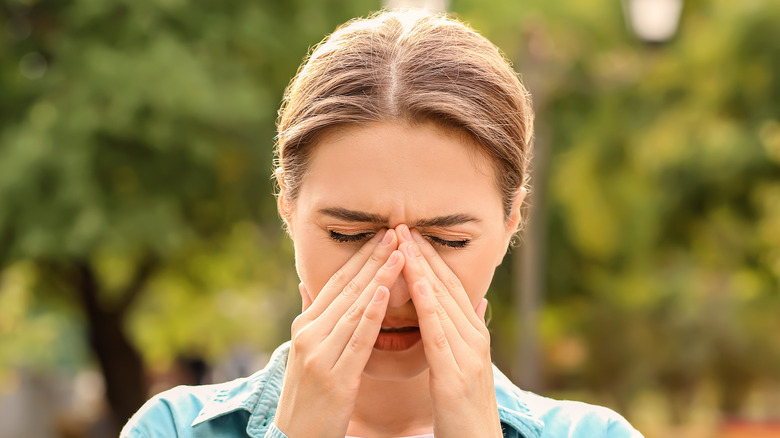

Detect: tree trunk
[73,260,148,434]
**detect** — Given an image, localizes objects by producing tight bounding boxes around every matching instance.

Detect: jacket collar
[192,342,544,437]
[492,364,544,438]
[191,342,288,436]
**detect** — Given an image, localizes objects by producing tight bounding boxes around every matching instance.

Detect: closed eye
[329,230,374,243]
[328,230,470,249]
[424,235,470,249]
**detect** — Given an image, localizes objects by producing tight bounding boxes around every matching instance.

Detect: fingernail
[411,229,425,244]
[384,251,398,268]
[380,229,393,246]
[405,242,416,259]
[477,298,488,322]
[400,225,412,241]
[372,230,386,243]
[417,281,429,297]
[374,286,388,302]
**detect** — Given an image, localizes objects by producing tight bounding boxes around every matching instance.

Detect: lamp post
[622,0,684,43]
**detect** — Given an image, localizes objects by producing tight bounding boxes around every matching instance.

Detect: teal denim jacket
[122,342,643,438]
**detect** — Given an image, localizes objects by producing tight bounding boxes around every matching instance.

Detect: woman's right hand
[273,229,404,438]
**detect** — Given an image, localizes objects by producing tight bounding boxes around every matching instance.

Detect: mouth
[380,326,419,333]
[375,325,421,351]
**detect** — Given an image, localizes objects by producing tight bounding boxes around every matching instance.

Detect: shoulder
[120,380,247,438]
[492,366,643,438]
[121,342,291,438]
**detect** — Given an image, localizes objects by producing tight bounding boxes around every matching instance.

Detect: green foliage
[0,0,381,369]
[462,0,780,420]
[1,0,779,426]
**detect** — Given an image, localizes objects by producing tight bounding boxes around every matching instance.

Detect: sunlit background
[1,0,779,437]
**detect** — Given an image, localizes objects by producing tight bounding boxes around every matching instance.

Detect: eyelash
[328,230,470,249]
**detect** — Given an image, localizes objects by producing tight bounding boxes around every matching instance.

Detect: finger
[300,283,313,312]
[400,244,474,368]
[315,230,399,328]
[333,285,390,374]
[408,228,485,330]
[318,250,405,366]
[476,298,488,323]
[306,229,394,319]
[399,239,476,336]
[409,280,458,372]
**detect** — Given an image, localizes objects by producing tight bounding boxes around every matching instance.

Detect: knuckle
[433,332,449,351]
[291,321,303,337]
[329,268,346,285]
[444,275,462,292]
[422,302,438,318]
[302,356,323,375]
[342,278,361,299]
[346,332,365,354]
[363,301,383,321]
[435,302,447,319]
[368,250,385,266]
[344,301,363,324]
[291,314,306,333]
[291,330,309,352]
[432,280,449,298]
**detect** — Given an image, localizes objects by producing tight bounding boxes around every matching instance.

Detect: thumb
[476,298,488,323]
[299,283,313,312]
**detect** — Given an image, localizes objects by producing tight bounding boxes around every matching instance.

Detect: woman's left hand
[397,225,503,438]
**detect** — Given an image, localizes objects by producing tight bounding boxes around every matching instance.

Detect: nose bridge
[387,274,411,308]
[386,201,410,230]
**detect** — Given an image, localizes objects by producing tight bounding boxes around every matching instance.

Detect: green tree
[459,0,780,422]
[0,0,378,431]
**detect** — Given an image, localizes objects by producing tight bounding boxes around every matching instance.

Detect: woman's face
[284,121,522,380]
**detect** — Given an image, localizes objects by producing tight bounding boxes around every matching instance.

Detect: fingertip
[299,282,313,311]
[373,285,389,302]
[417,281,429,298]
[385,228,397,244]
[372,228,388,243]
[385,249,405,270]
[476,298,488,322]
[397,224,412,241]
[410,228,426,245]
[403,240,418,260]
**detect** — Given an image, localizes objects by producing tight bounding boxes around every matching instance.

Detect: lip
[379,317,418,328]
[374,327,421,351]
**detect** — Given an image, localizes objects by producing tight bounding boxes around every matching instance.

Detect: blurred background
[1,0,778,437]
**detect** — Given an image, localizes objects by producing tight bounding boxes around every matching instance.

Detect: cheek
[294,237,356,300]
[444,248,499,307]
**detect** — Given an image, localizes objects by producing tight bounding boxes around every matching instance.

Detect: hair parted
[274,8,534,225]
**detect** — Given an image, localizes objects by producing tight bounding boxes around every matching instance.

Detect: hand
[274,229,405,438]
[397,225,502,438]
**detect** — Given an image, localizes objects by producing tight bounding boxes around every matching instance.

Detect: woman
[123,9,642,438]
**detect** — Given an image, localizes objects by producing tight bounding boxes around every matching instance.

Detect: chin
[361,342,429,381]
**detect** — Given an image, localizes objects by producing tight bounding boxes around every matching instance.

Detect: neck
[347,370,434,437]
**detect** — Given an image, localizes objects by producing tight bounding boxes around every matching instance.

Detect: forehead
[295,121,504,224]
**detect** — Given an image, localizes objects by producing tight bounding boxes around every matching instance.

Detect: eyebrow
[318,207,480,228]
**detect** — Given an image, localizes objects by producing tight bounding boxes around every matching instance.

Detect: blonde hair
[275,9,534,223]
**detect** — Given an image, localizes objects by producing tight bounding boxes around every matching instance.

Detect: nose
[387,273,411,308]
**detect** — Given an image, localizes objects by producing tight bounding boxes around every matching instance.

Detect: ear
[275,167,294,236]
[506,187,527,234]
[496,187,527,265]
